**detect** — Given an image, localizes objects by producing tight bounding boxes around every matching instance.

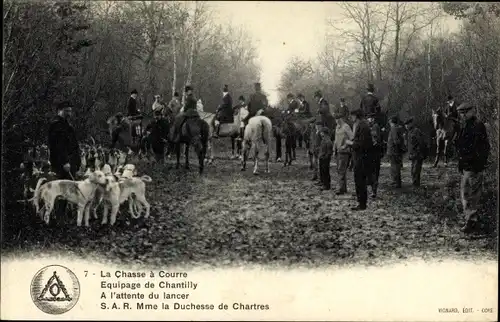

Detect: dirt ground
[2,143,497,267]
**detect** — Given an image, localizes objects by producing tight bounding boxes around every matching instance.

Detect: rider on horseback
[240,82,268,140]
[170,85,199,143]
[127,89,143,141]
[213,84,233,138]
[286,93,299,115]
[297,93,312,118]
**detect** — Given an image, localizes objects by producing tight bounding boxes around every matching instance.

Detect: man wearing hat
[360,83,384,130]
[167,91,182,117]
[48,100,81,179]
[214,84,233,138]
[404,117,428,187]
[170,85,199,143]
[444,95,459,121]
[367,113,383,198]
[455,102,490,233]
[48,100,81,220]
[297,93,312,118]
[313,90,335,137]
[241,82,268,138]
[318,127,334,191]
[334,98,350,121]
[386,115,407,188]
[345,108,373,210]
[333,111,354,195]
[127,89,140,117]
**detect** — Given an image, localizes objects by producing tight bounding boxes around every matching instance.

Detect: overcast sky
[212,1,459,105]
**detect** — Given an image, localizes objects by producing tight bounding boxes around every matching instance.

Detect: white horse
[241,115,273,175]
[200,107,249,163]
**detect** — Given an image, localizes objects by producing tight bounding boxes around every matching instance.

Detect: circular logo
[30,265,80,315]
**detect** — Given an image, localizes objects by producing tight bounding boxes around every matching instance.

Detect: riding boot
[213,124,220,138]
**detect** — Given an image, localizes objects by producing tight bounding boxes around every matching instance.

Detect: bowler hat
[238,95,245,101]
[131,89,138,94]
[287,93,294,99]
[447,95,454,101]
[254,82,261,88]
[223,84,229,91]
[367,83,375,92]
[185,85,193,92]
[340,97,346,102]
[457,102,473,111]
[57,100,73,110]
[297,93,304,98]
[174,92,179,97]
[314,90,322,98]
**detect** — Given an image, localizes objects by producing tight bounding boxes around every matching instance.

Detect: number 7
[84,270,88,277]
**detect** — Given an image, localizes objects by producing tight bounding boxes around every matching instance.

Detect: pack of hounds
[19,143,152,228]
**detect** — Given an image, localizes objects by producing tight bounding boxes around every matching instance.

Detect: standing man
[170,85,199,143]
[318,127,334,191]
[345,108,373,210]
[404,117,428,187]
[297,93,312,118]
[241,82,268,139]
[334,112,354,195]
[48,101,81,179]
[48,101,81,221]
[214,84,233,138]
[455,102,490,234]
[386,115,406,188]
[367,113,383,198]
[360,83,383,128]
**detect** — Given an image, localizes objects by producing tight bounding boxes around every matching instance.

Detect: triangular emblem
[37,271,72,302]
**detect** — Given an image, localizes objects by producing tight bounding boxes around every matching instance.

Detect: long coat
[247,92,268,117]
[217,93,234,123]
[407,126,427,160]
[147,118,170,152]
[386,125,406,157]
[127,97,139,116]
[456,116,490,172]
[48,115,80,175]
[360,93,381,116]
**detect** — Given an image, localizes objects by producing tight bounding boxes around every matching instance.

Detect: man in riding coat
[455,102,490,234]
[241,82,268,139]
[444,95,460,120]
[48,100,81,179]
[286,93,300,115]
[313,90,336,139]
[386,115,407,188]
[360,84,383,125]
[297,93,312,118]
[48,100,81,220]
[214,84,233,138]
[127,89,140,117]
[170,85,199,143]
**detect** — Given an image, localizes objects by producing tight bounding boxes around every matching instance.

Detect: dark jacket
[48,115,80,173]
[441,101,459,120]
[351,119,373,156]
[217,93,234,123]
[127,97,139,116]
[456,116,490,172]
[247,91,268,116]
[148,118,170,148]
[287,99,300,114]
[407,126,427,160]
[334,103,350,119]
[298,100,312,117]
[183,94,199,117]
[386,125,407,157]
[369,121,383,157]
[319,136,334,159]
[360,93,381,117]
[111,119,131,152]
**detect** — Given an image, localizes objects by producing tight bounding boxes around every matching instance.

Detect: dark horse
[431,107,458,167]
[170,116,210,174]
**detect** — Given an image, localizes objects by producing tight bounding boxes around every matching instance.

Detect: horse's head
[431,108,443,130]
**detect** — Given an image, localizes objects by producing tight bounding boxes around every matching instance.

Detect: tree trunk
[172,32,177,97]
[426,22,433,111]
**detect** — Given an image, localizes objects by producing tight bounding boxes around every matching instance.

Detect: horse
[170,116,209,174]
[200,106,248,163]
[241,115,273,175]
[431,107,458,167]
